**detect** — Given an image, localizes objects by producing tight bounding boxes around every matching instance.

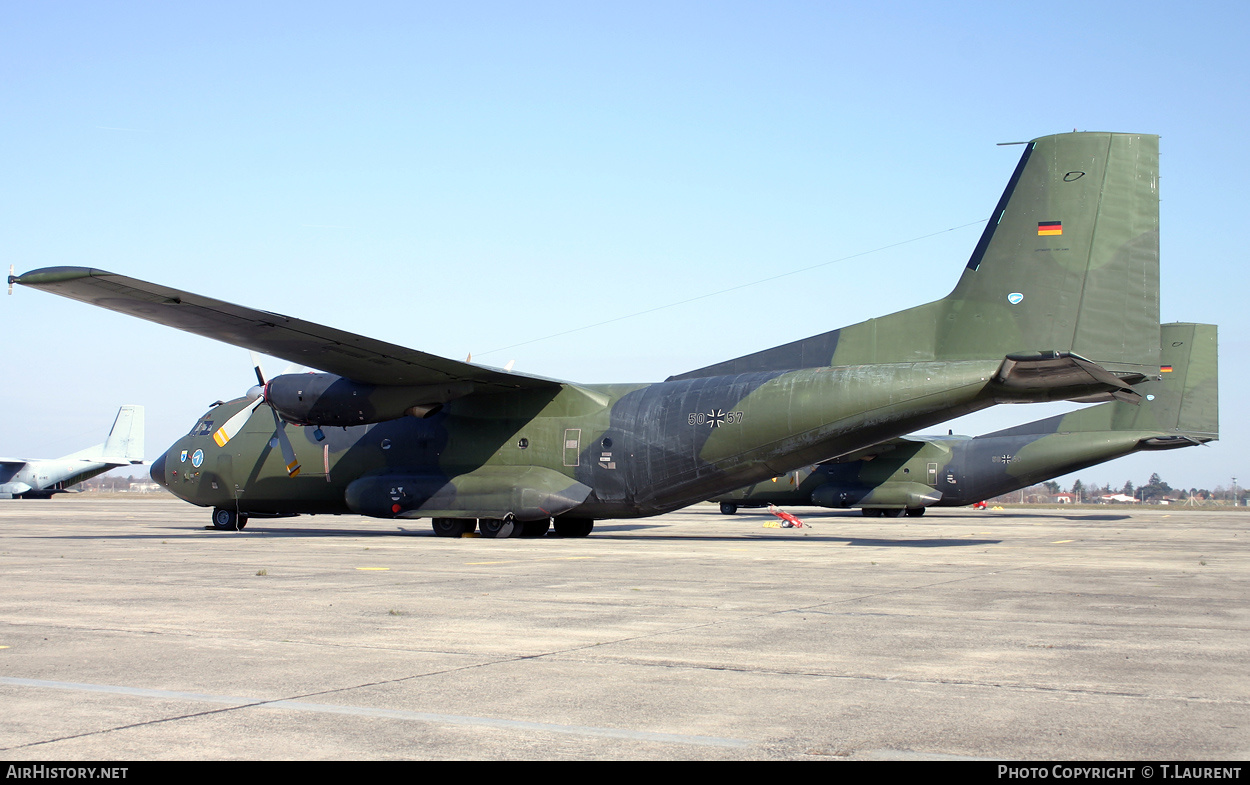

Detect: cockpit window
[191,419,214,437]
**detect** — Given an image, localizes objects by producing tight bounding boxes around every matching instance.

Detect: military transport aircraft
[712,323,1217,516]
[1,405,144,499]
[11,132,1164,536]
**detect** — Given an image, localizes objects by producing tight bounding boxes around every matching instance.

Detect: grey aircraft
[1,405,145,499]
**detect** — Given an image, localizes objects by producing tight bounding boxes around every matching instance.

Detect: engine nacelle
[265,373,474,426]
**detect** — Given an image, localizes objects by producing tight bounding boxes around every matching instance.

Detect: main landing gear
[860,507,925,517]
[860,508,903,518]
[430,517,589,538]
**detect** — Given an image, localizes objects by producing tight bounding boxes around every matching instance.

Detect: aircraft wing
[12,267,563,390]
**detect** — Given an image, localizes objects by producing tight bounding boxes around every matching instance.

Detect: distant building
[1100,493,1140,503]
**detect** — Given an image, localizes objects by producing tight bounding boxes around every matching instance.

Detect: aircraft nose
[150,450,168,488]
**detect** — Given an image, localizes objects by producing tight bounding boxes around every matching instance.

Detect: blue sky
[3,1,1247,493]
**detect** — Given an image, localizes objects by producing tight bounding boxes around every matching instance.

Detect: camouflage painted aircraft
[11,132,1164,536]
[1,405,144,499]
[712,323,1217,516]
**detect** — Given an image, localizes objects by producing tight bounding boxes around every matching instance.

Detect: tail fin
[62,406,145,463]
[985,323,1218,442]
[671,132,1160,380]
[1110,323,1218,439]
[101,405,144,462]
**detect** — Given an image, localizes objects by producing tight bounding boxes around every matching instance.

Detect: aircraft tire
[719,502,738,515]
[553,518,594,537]
[905,507,926,517]
[211,508,247,531]
[432,518,475,537]
[478,518,521,538]
[881,508,904,518]
[860,508,880,517]
[520,519,551,537]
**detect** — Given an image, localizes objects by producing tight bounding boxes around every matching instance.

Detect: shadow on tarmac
[31,521,1001,547]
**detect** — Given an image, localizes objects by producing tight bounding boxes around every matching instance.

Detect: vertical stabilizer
[101,405,145,462]
[671,132,1161,381]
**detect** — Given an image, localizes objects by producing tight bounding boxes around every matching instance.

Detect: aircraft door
[927,463,938,486]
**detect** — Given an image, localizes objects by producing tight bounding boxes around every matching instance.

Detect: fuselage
[153,359,1032,520]
[715,428,1188,511]
[0,459,122,499]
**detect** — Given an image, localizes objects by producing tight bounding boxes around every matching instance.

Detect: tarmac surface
[1,495,1246,761]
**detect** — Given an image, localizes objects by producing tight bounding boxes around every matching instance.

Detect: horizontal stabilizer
[984,323,1218,442]
[992,352,1141,404]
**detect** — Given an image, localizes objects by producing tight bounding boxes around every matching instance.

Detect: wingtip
[11,266,114,286]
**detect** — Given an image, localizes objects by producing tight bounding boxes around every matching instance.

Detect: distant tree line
[1049,473,1241,504]
[995,474,1244,506]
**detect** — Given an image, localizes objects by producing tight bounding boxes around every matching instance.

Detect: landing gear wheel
[881,508,904,518]
[719,502,738,515]
[211,507,247,531]
[860,508,881,517]
[553,518,594,538]
[520,519,551,537]
[905,507,926,517]
[478,518,520,538]
[432,518,475,537]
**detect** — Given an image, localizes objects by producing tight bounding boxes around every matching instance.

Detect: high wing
[11,267,564,391]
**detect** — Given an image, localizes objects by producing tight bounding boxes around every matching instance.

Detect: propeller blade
[250,351,267,386]
[270,407,302,477]
[212,397,263,447]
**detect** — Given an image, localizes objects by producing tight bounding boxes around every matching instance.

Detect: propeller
[210,352,302,477]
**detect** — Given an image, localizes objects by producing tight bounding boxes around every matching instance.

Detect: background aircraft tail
[672,132,1161,380]
[984,323,1218,443]
[62,405,145,464]
[1111,323,1217,439]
